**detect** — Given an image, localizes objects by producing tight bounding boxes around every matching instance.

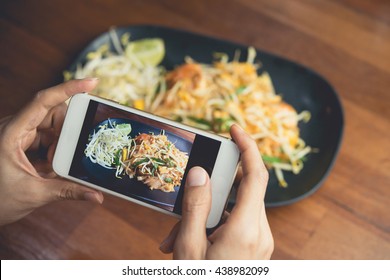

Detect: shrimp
[166,63,203,89]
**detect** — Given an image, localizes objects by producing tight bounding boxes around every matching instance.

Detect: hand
[0,79,104,226]
[159,124,274,259]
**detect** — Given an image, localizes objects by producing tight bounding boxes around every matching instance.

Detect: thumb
[173,166,211,259]
[41,178,104,204]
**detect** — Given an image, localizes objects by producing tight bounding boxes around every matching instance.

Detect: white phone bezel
[53,93,240,228]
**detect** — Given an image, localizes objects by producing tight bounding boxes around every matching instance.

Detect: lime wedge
[116,123,132,136]
[125,38,165,66]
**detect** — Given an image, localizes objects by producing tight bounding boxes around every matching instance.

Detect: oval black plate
[68,25,344,207]
[83,118,192,208]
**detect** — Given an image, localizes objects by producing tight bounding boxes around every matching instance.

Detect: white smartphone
[53,93,240,228]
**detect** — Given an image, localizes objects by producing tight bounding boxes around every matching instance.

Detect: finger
[11,78,98,134]
[159,222,181,254]
[233,165,243,186]
[180,167,211,237]
[31,159,56,177]
[27,103,67,153]
[221,210,231,223]
[37,102,67,133]
[173,166,211,259]
[207,211,230,243]
[259,206,275,259]
[29,129,56,152]
[229,124,269,216]
[230,124,267,180]
[27,103,68,158]
[47,140,58,164]
[39,177,104,205]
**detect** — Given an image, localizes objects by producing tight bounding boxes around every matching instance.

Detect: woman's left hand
[0,79,104,226]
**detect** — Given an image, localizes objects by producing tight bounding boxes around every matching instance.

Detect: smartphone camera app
[69,100,221,214]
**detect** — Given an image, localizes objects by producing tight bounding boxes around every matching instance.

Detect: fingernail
[159,236,173,254]
[159,237,169,249]
[84,77,99,82]
[84,192,103,204]
[232,123,243,132]
[186,167,207,187]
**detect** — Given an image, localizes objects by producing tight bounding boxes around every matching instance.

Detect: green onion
[262,155,283,164]
[131,158,149,168]
[113,150,122,166]
[188,116,212,129]
[236,86,246,95]
[164,177,173,183]
[213,117,235,132]
[166,158,176,167]
[174,116,183,122]
[151,164,157,176]
[151,157,165,165]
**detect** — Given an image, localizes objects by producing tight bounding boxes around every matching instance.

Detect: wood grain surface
[0,0,389,259]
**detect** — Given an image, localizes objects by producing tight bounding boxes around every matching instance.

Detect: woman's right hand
[160,124,274,259]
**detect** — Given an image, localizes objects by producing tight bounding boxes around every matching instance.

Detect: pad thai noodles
[84,120,188,192]
[120,133,188,192]
[153,53,312,187]
[68,31,313,187]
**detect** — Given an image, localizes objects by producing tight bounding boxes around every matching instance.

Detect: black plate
[68,25,344,207]
[82,118,192,208]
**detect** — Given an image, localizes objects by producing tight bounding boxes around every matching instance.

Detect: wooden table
[0,0,389,260]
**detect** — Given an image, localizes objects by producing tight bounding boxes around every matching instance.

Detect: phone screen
[69,100,221,214]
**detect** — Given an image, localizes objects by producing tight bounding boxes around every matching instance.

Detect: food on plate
[65,29,165,109]
[153,52,312,187]
[84,119,188,192]
[120,133,188,192]
[68,30,312,187]
[84,121,132,170]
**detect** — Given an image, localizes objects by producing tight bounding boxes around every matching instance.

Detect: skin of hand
[159,124,274,259]
[0,79,104,226]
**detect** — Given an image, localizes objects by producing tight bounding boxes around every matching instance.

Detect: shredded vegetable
[65,28,165,109]
[84,120,132,172]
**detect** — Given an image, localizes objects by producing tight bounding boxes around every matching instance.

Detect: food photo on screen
[69,101,196,212]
